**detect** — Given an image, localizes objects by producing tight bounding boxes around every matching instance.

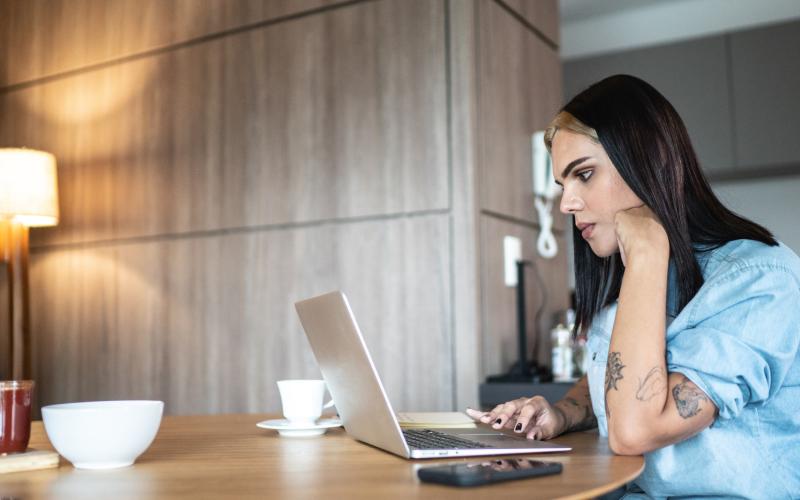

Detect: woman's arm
[552,375,597,433]
[465,375,596,440]
[607,207,717,455]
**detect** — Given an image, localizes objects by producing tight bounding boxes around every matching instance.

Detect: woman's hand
[465,397,567,440]
[614,205,669,267]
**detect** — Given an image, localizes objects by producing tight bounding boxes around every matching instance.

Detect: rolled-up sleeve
[666,264,800,420]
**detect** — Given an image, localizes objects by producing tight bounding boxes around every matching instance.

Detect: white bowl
[42,400,164,470]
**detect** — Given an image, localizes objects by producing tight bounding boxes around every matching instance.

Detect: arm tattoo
[635,366,668,402]
[672,376,710,418]
[558,395,597,432]
[574,402,598,431]
[604,351,625,417]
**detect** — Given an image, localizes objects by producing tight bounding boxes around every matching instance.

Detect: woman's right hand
[465,396,568,440]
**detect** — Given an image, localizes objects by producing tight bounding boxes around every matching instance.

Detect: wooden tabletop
[3,414,643,499]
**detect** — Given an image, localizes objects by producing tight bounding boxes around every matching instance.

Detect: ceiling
[558,0,800,60]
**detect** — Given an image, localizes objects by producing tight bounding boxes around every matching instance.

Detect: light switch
[503,236,521,287]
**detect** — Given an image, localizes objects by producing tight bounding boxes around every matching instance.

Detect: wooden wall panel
[0,0,447,247]
[30,214,452,414]
[500,0,559,46]
[1,0,566,416]
[477,0,564,229]
[0,0,350,86]
[480,215,569,377]
[448,0,483,410]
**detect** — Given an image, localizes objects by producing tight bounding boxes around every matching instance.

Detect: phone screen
[453,458,554,474]
[418,458,562,486]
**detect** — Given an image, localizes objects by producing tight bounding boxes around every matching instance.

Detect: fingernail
[494,418,502,425]
[514,423,522,432]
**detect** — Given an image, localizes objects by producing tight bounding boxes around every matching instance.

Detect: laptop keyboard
[402,429,492,450]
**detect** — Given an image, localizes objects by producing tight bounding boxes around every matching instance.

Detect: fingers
[465,405,504,425]
[526,426,545,440]
[465,399,525,428]
[491,401,523,429]
[512,396,548,435]
[465,407,486,421]
[617,235,627,267]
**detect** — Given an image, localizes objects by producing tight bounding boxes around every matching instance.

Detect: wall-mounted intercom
[531,131,559,259]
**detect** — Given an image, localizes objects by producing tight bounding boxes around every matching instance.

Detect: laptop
[294,291,571,459]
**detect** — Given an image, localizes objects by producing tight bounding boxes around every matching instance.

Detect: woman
[466,75,800,498]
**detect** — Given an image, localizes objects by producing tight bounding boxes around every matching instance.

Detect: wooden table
[2,414,643,499]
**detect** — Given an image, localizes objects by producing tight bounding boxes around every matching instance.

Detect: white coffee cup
[277,379,334,425]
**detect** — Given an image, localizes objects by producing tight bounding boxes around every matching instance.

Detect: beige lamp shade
[0,148,59,227]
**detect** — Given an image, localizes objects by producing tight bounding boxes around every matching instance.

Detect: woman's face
[551,129,643,257]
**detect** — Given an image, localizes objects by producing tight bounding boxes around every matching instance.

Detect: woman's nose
[559,192,584,214]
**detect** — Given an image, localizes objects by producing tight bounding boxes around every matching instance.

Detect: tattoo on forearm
[635,366,668,402]
[557,397,597,432]
[672,376,709,418]
[604,352,625,418]
[575,403,598,431]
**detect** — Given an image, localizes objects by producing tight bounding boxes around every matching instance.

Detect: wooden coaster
[0,449,60,474]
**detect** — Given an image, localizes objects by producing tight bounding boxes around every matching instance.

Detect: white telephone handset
[532,131,559,258]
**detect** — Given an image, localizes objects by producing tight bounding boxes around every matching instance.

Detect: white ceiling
[559,0,800,60]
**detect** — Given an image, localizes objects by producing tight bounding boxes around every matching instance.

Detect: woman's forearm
[553,375,597,433]
[606,252,670,443]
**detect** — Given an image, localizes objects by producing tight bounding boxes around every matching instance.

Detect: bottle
[572,334,588,378]
[550,323,573,382]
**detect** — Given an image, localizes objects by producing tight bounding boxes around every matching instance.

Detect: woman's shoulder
[681,239,800,328]
[696,239,800,284]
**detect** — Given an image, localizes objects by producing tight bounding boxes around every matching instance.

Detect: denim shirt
[585,239,800,499]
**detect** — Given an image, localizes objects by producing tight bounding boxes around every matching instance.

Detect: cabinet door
[730,20,800,171]
[563,36,734,175]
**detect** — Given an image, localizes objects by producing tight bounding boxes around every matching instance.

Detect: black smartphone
[417,458,563,487]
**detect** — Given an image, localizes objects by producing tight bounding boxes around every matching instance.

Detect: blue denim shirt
[585,239,800,499]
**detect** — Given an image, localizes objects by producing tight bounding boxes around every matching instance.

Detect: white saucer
[256,418,343,437]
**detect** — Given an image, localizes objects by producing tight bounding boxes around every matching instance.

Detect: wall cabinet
[730,20,800,171]
[564,36,734,174]
[564,19,800,179]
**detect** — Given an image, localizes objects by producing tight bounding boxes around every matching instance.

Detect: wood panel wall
[0,0,565,415]
[476,0,569,377]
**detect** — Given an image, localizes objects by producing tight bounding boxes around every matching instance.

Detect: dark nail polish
[494,418,502,425]
[514,423,522,431]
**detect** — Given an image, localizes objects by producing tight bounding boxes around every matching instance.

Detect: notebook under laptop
[294,291,571,459]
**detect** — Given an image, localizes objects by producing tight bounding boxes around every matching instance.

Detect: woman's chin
[588,241,619,259]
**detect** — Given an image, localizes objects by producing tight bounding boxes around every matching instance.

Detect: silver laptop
[294,291,571,459]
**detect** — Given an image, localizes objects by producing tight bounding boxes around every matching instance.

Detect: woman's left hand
[614,206,669,267]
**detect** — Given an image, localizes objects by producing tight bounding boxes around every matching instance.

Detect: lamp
[0,148,59,380]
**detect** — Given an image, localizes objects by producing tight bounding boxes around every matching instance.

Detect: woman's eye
[577,170,593,182]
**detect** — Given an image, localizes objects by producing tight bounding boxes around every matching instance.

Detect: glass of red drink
[0,380,35,454]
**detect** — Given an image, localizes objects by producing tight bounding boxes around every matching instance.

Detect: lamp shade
[0,148,59,227]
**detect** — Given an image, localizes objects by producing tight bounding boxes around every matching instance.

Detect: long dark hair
[558,75,776,334]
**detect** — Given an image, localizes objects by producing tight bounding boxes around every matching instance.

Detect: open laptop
[294,291,571,459]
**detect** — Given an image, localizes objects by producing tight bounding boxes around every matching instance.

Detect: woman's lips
[580,224,594,239]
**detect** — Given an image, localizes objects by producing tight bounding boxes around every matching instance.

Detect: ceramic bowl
[42,400,163,469]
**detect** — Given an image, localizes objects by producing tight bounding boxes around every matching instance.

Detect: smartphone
[417,458,563,487]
